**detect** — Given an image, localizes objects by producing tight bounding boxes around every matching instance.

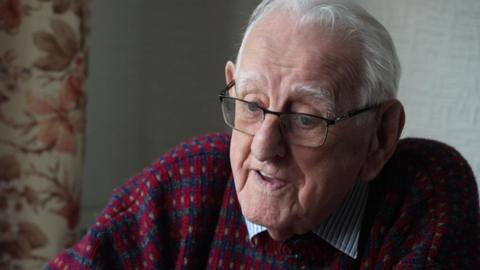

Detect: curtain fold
[0,0,88,268]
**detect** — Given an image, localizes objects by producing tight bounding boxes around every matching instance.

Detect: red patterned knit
[46,133,479,269]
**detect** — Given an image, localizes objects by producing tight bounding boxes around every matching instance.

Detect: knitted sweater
[46,133,480,269]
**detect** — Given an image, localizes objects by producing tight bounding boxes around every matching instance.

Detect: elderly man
[47,0,479,269]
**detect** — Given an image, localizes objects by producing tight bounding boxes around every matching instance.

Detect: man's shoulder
[154,132,231,168]
[370,137,477,212]
[379,137,476,194]
[362,137,479,268]
[101,132,232,221]
[47,134,235,268]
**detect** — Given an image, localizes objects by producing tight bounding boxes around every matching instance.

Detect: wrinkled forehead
[236,12,364,111]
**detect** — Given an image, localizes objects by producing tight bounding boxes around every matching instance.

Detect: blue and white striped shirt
[244,181,369,259]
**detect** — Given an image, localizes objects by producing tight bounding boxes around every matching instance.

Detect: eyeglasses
[218,80,379,147]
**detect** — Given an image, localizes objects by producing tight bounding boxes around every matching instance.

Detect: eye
[292,114,319,129]
[239,100,263,120]
[246,102,260,113]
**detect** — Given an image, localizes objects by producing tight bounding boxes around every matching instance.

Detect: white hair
[236,0,401,108]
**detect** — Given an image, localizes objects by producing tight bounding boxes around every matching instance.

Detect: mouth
[254,170,288,191]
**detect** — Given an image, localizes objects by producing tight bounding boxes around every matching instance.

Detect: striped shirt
[245,181,369,259]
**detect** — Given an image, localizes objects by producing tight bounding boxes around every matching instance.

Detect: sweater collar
[244,181,369,259]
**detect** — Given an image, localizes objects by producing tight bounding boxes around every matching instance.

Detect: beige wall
[359,0,480,182]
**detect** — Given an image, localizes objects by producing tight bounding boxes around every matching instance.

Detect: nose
[250,114,287,161]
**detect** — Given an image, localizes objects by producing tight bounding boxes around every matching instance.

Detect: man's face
[227,13,377,240]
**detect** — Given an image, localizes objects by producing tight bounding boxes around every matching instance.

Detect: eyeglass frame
[218,80,380,147]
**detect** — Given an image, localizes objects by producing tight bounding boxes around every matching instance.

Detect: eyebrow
[291,84,336,114]
[234,71,264,96]
[234,70,336,114]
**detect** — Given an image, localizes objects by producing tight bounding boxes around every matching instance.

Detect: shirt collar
[244,181,369,259]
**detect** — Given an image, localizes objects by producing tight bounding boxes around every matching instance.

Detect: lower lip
[254,170,288,191]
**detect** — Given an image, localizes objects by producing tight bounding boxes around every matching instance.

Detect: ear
[358,99,405,181]
[225,61,236,84]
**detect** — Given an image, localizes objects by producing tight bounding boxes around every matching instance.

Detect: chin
[264,219,313,241]
[266,218,314,240]
[267,229,294,241]
[241,201,279,226]
[240,199,285,227]
[240,197,295,231]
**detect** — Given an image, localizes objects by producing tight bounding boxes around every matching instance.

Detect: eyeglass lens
[221,97,328,147]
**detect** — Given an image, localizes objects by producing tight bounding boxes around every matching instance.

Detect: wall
[140,2,236,164]
[358,0,480,182]
[82,1,144,228]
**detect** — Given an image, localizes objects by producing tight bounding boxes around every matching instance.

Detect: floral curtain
[0,0,88,269]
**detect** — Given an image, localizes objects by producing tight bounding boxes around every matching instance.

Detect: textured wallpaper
[360,0,480,184]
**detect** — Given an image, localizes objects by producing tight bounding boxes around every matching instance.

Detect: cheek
[230,132,252,190]
[294,146,364,209]
[296,162,334,208]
